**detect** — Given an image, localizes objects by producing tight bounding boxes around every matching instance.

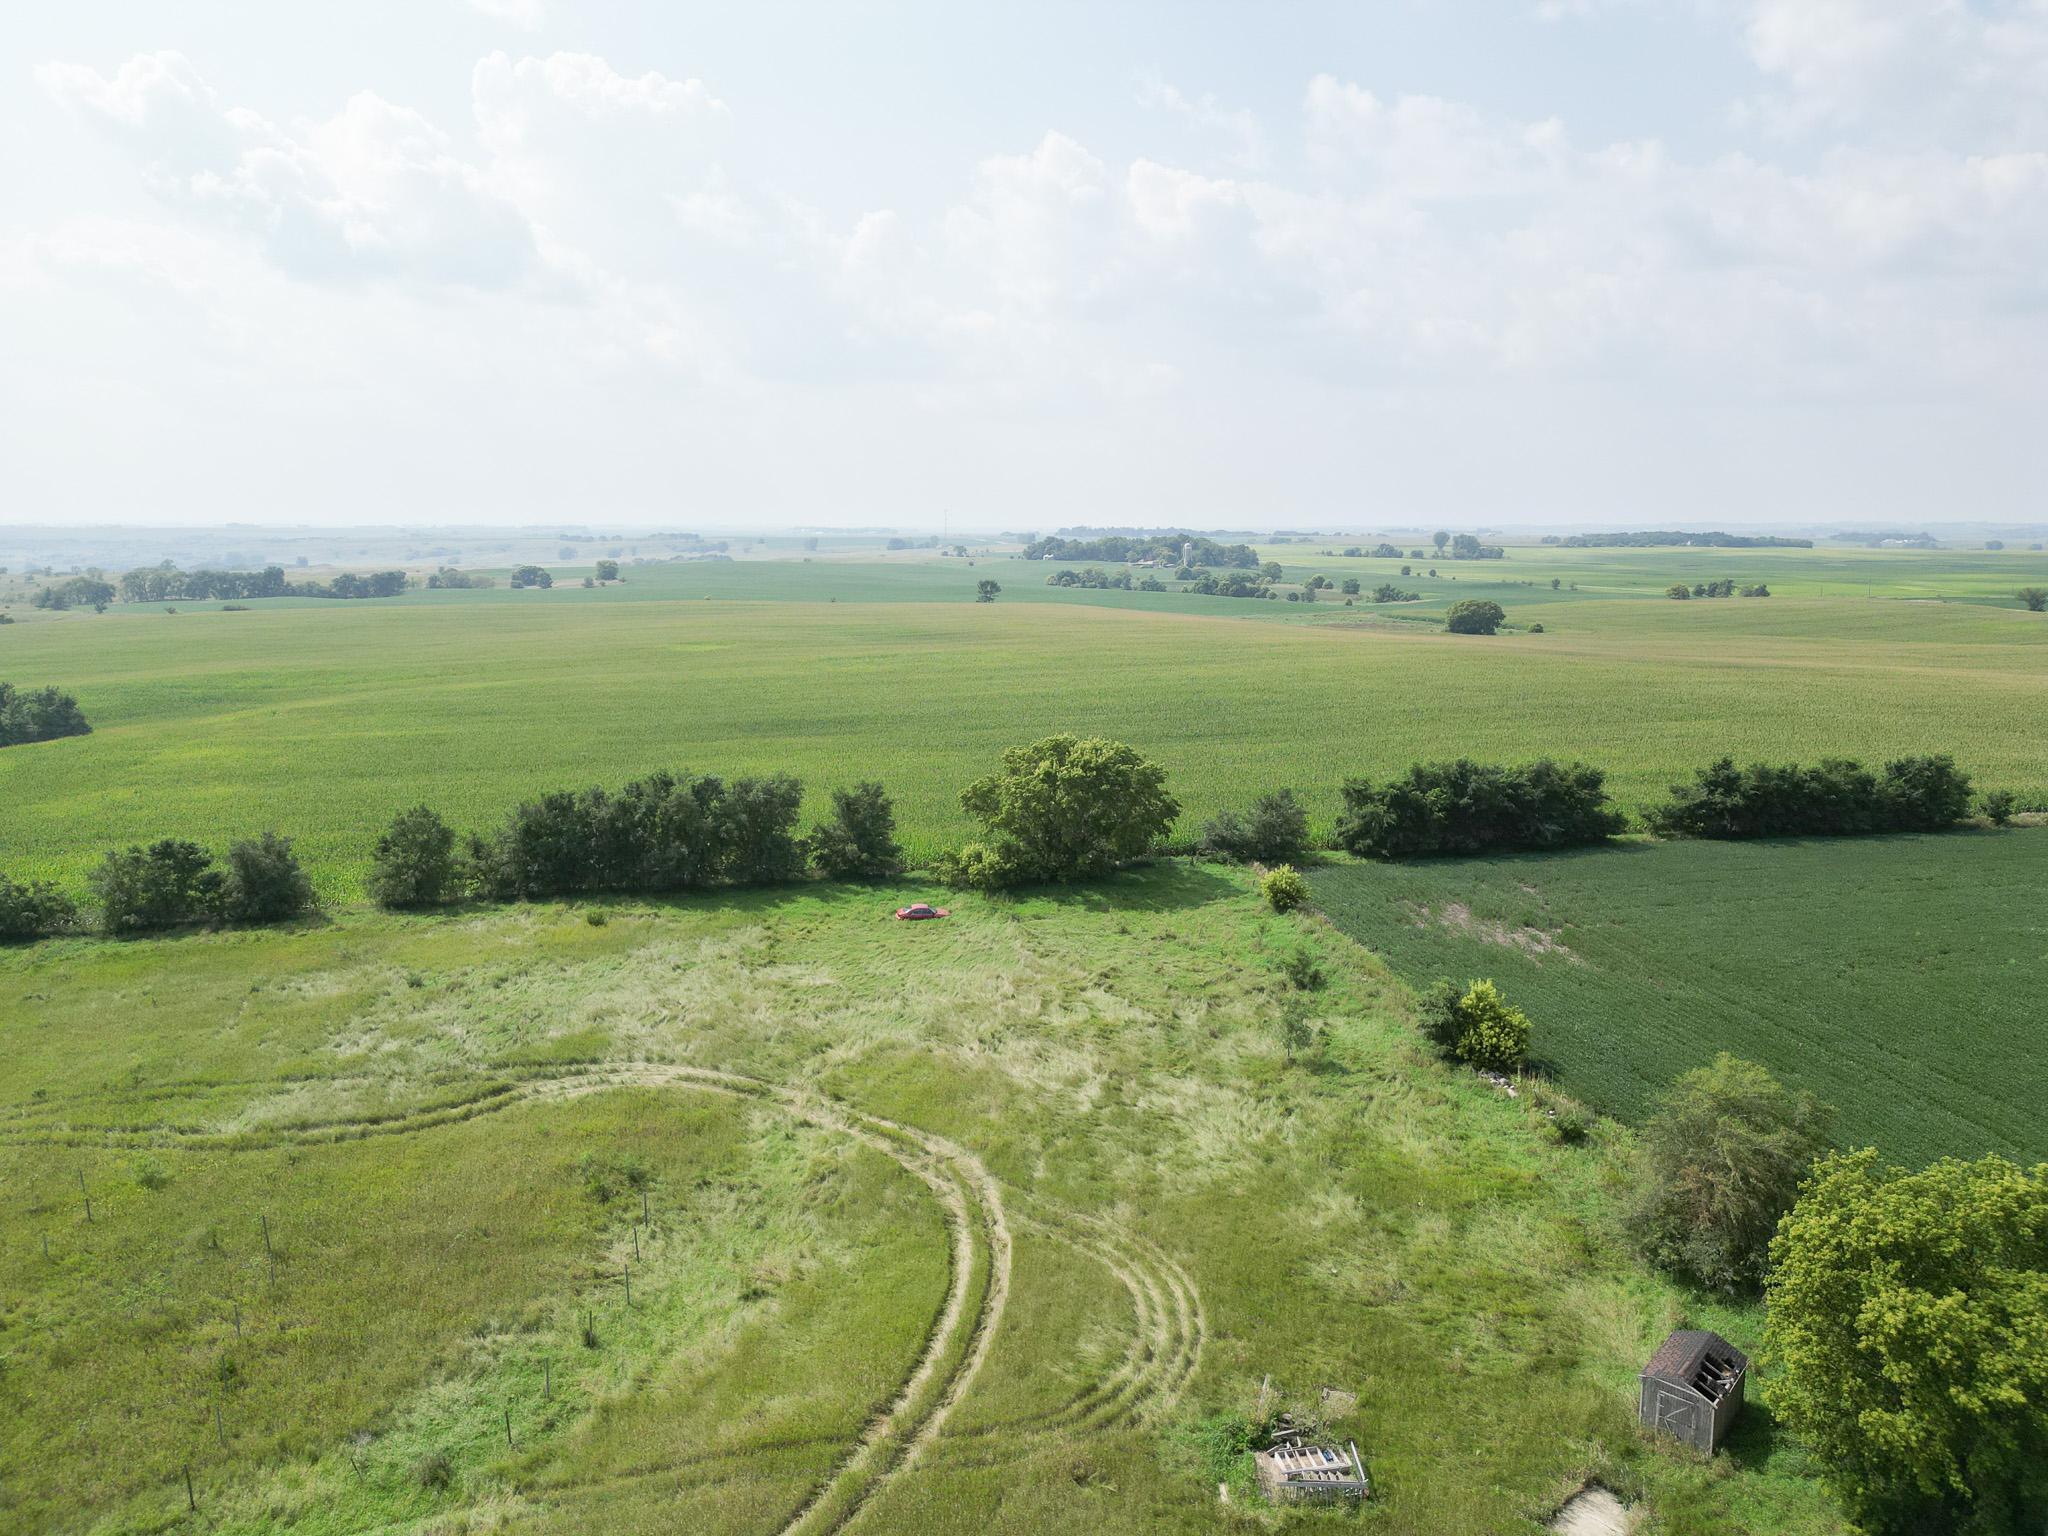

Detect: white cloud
[14,25,2048,524]
[40,52,537,287]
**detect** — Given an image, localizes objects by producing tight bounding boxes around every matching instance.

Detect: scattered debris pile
[1254,1433,1370,1504]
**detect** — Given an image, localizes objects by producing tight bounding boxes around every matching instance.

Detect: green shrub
[369,806,457,908]
[89,840,224,934]
[1981,789,2016,826]
[0,875,76,942]
[1453,980,1529,1071]
[808,781,904,879]
[1626,1053,1828,1293]
[221,832,315,925]
[1651,754,1974,839]
[1260,864,1309,912]
[931,840,1021,891]
[1336,759,1624,859]
[1416,978,1465,1056]
[1280,949,1326,991]
[1202,788,1310,863]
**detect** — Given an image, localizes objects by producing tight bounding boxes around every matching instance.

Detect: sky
[2,1,2044,530]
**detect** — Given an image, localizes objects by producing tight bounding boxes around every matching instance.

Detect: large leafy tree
[1626,1054,1829,1293]
[1443,598,1506,634]
[955,734,1178,883]
[1766,1151,2048,1533]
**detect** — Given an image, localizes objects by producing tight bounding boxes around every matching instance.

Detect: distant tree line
[116,564,407,602]
[1546,531,1813,548]
[30,577,116,611]
[1666,580,1769,598]
[0,683,89,747]
[426,567,495,589]
[1647,755,1974,839]
[1022,532,1259,568]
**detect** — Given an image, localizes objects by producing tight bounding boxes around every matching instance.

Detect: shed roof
[1642,1330,1747,1396]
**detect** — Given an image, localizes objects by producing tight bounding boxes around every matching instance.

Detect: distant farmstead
[1254,1441,1369,1503]
[1639,1329,1746,1454]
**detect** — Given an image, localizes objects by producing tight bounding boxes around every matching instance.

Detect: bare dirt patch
[1410,902,1583,965]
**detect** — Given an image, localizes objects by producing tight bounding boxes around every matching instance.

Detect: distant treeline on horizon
[1540,531,1815,549]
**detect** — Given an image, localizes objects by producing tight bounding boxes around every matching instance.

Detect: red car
[895,903,950,921]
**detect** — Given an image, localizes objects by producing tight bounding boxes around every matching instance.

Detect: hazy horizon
[5,1,2046,529]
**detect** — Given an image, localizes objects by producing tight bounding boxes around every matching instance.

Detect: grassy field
[0,867,1849,1535]
[1307,832,2048,1168]
[3,548,2045,900]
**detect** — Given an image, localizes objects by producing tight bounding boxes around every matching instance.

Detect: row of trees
[1549,530,1813,548]
[1022,532,1259,567]
[1666,579,1770,598]
[1336,760,1628,858]
[116,564,408,602]
[0,683,89,747]
[1649,754,1974,838]
[30,577,116,611]
[369,776,905,908]
[0,833,315,939]
[1621,1053,2046,1534]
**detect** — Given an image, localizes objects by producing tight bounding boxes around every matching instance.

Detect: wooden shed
[1639,1329,1746,1454]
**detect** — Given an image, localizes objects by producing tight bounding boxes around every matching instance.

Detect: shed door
[1654,1390,1699,1443]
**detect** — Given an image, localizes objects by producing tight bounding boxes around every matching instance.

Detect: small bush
[413,1452,454,1490]
[369,806,457,909]
[808,781,904,880]
[89,840,224,934]
[1528,622,1545,633]
[1202,789,1310,863]
[0,682,91,747]
[1415,979,1529,1071]
[1260,865,1309,912]
[931,840,1022,891]
[221,832,315,925]
[1981,790,2017,825]
[1453,980,1529,1071]
[1280,949,1326,991]
[0,875,76,941]
[133,1157,172,1191]
[1416,978,1465,1056]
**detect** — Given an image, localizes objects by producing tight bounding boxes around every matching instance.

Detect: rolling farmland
[1308,832,2048,1167]
[2,548,2045,899]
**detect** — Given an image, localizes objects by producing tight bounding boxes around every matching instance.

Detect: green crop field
[0,868,1848,1535]
[3,546,2045,900]
[1307,832,2048,1168]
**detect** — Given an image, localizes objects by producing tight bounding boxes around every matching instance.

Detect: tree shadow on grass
[992,860,1244,913]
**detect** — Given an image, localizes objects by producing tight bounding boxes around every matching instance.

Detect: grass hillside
[1308,832,2048,1167]
[2,557,2044,898]
[1,868,1845,1535]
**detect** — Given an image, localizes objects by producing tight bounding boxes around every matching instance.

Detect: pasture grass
[0,866,1850,1534]
[1306,831,2048,1167]
[3,552,2045,898]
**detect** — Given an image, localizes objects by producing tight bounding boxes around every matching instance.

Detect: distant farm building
[1639,1329,1746,1454]
[1254,1441,1369,1503]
